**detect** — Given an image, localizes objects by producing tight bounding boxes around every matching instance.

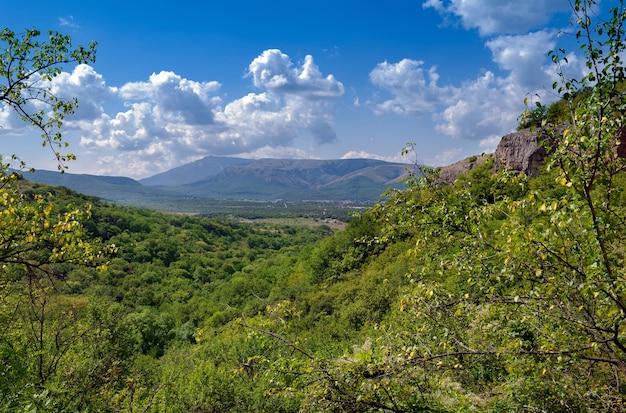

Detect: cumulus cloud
[370,30,567,144]
[479,134,502,151]
[365,0,586,162]
[81,102,168,151]
[423,0,570,36]
[51,64,112,121]
[248,49,344,99]
[434,70,520,139]
[430,147,463,167]
[0,64,111,138]
[433,30,569,140]
[242,145,312,160]
[215,92,297,148]
[214,51,344,148]
[370,62,521,141]
[116,71,221,125]
[485,30,557,89]
[0,102,31,134]
[369,59,459,117]
[64,49,344,176]
[216,92,339,147]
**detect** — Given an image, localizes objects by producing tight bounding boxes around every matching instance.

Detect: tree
[251,1,626,410]
[0,25,102,280]
[390,1,626,409]
[0,28,97,169]
[0,28,109,410]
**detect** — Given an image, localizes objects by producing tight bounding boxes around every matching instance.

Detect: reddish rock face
[617,128,626,159]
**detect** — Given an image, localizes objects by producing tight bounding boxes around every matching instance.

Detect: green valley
[2,1,626,411]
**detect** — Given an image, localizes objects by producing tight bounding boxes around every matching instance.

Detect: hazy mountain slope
[139,156,253,187]
[20,169,191,205]
[20,158,411,205]
[177,158,410,200]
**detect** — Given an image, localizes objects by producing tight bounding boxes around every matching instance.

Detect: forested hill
[4,4,626,410]
[5,138,626,411]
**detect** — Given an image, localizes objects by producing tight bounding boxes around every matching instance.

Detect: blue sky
[1,0,587,178]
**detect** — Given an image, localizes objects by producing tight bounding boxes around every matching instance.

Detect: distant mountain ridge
[139,156,253,187]
[18,169,195,206]
[21,156,411,207]
[173,158,410,201]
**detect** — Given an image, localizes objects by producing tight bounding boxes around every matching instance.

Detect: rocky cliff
[493,127,555,177]
[436,154,490,183]
[437,127,559,183]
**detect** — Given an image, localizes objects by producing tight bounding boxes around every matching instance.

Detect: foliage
[0,174,114,410]
[4,2,626,410]
[207,1,626,410]
[277,1,626,410]
[0,28,97,169]
[0,178,335,410]
[0,26,115,411]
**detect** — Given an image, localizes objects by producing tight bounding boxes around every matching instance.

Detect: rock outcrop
[436,127,560,183]
[437,154,489,183]
[437,123,626,183]
[493,127,555,177]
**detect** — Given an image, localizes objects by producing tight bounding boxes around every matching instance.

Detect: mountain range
[21,156,411,209]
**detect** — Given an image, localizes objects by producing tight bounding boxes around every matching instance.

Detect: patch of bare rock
[436,127,561,183]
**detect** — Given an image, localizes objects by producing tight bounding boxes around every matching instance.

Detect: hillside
[20,169,192,206]
[139,155,253,187]
[21,157,411,207]
[176,158,409,201]
[4,4,626,411]
[5,131,625,411]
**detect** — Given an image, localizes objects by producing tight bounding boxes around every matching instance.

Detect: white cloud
[485,30,557,89]
[0,104,28,135]
[213,50,344,148]
[51,64,111,121]
[117,71,221,125]
[90,151,175,178]
[0,64,111,138]
[370,30,568,146]
[369,59,459,116]
[215,89,340,150]
[248,49,344,99]
[369,59,521,141]
[51,49,345,177]
[433,31,566,140]
[434,70,520,139]
[215,92,298,148]
[479,134,502,151]
[429,147,463,167]
[423,0,570,36]
[241,145,312,159]
[59,15,80,29]
[81,102,167,150]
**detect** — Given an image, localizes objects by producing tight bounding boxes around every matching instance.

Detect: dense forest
[2,1,626,411]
